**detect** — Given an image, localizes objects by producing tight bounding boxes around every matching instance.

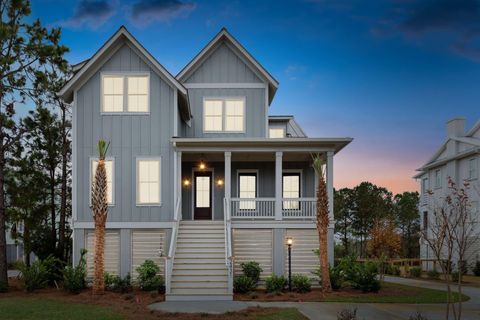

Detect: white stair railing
[224,197,233,294]
[165,197,181,294]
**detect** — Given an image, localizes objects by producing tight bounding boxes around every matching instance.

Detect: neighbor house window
[283,172,300,210]
[137,159,161,205]
[238,172,256,210]
[421,178,429,195]
[203,98,245,132]
[102,74,149,113]
[468,158,477,180]
[423,211,428,232]
[91,159,114,205]
[269,128,285,138]
[435,169,442,188]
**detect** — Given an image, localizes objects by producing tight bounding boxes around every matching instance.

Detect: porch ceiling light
[199,161,206,170]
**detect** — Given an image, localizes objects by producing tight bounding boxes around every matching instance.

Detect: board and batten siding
[76,44,176,223]
[284,229,319,278]
[233,229,273,280]
[85,230,120,279]
[131,230,166,279]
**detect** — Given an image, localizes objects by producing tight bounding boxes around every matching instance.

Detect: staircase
[166,220,232,301]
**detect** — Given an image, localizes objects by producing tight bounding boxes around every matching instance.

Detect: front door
[194,171,212,220]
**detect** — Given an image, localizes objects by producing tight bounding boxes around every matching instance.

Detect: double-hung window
[238,172,257,210]
[102,74,149,113]
[136,158,161,205]
[283,172,300,210]
[203,98,245,132]
[91,158,114,205]
[468,158,477,180]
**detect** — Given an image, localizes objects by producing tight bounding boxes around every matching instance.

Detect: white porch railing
[230,198,275,219]
[282,198,316,219]
[164,197,181,294]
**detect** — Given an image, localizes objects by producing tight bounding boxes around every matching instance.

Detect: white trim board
[184,83,267,89]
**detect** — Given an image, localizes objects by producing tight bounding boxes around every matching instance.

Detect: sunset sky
[32,0,480,195]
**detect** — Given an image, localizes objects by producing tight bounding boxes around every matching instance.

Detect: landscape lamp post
[286,237,293,291]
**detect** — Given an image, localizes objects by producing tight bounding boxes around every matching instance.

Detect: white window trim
[468,157,478,180]
[269,127,285,138]
[203,96,246,133]
[101,72,150,115]
[89,157,115,207]
[136,156,162,206]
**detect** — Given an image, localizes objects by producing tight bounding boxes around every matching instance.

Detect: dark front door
[194,171,212,220]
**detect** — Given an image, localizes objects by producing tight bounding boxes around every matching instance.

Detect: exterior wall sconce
[286,237,293,291]
[183,179,191,187]
[216,178,224,187]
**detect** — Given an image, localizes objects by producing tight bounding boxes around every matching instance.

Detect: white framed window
[468,158,477,180]
[203,98,245,132]
[421,178,429,195]
[90,158,114,205]
[136,158,161,205]
[101,73,149,113]
[238,172,257,210]
[435,169,442,188]
[269,128,285,138]
[283,172,301,210]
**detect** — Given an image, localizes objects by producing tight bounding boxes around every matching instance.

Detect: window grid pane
[103,77,124,112]
[283,175,300,210]
[204,100,223,131]
[127,76,148,112]
[225,99,244,132]
[137,160,160,204]
[239,174,256,210]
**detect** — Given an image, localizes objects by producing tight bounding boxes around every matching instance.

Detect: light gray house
[415,118,480,271]
[59,26,352,301]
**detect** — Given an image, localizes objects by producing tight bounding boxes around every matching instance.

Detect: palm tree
[312,153,332,292]
[91,140,110,295]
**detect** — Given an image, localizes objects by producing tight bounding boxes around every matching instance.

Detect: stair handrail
[224,197,233,293]
[165,196,181,294]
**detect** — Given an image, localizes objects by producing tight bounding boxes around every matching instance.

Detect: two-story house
[415,118,480,272]
[59,26,352,301]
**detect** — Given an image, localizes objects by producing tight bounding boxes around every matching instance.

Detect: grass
[322,282,470,303]
[0,297,123,320]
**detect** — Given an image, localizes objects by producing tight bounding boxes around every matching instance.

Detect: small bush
[292,274,311,293]
[427,269,440,280]
[349,262,381,293]
[233,275,256,293]
[473,261,480,276]
[104,273,132,293]
[63,249,87,294]
[104,272,117,289]
[265,274,287,293]
[329,265,344,290]
[241,261,263,284]
[7,260,24,270]
[42,255,65,286]
[136,260,164,293]
[410,267,422,278]
[20,260,49,292]
[337,308,357,320]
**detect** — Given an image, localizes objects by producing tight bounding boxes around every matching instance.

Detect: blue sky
[32,0,480,194]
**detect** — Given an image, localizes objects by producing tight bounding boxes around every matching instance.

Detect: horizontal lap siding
[285,229,319,278]
[233,229,272,280]
[85,230,120,279]
[131,230,166,279]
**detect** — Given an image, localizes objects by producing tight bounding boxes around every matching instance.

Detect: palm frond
[96,140,110,160]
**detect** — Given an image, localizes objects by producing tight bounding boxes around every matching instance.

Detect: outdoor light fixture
[183,179,191,187]
[199,161,206,170]
[286,237,293,291]
[217,178,224,187]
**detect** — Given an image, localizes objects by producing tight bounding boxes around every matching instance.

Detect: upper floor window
[468,158,477,180]
[136,158,161,205]
[269,128,285,138]
[102,74,149,113]
[421,178,428,195]
[434,169,442,188]
[91,158,114,205]
[203,98,245,132]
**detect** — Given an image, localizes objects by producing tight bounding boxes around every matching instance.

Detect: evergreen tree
[334,188,354,256]
[394,192,420,258]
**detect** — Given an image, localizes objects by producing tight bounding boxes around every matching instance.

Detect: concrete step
[173,263,226,270]
[174,258,225,264]
[177,233,225,239]
[171,275,228,282]
[175,252,225,259]
[166,294,232,301]
[177,238,225,244]
[176,246,225,253]
[172,268,228,276]
[175,242,225,248]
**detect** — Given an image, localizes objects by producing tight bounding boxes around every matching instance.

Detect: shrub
[63,249,87,294]
[20,260,49,292]
[473,261,480,276]
[136,260,164,293]
[104,272,117,289]
[427,269,440,280]
[349,262,381,293]
[104,273,132,293]
[410,267,422,278]
[292,274,311,293]
[233,275,256,293]
[42,255,65,286]
[337,308,358,320]
[265,274,287,293]
[241,261,263,284]
[329,265,344,290]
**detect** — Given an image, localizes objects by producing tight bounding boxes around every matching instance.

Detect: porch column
[275,152,283,220]
[326,151,334,265]
[225,151,232,204]
[177,151,182,218]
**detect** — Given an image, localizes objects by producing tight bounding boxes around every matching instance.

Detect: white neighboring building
[415,118,480,271]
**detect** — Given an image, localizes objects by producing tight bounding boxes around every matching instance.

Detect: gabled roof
[59,26,191,120]
[466,119,480,137]
[176,28,279,105]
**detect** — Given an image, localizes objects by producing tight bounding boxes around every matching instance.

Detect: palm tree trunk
[93,217,106,294]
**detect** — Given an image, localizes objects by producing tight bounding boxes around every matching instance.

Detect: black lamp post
[286,237,293,291]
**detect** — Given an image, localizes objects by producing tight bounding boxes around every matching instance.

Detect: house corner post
[177,151,182,217]
[326,151,334,265]
[275,152,283,220]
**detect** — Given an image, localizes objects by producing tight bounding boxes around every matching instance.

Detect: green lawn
[0,298,123,320]
[322,282,470,303]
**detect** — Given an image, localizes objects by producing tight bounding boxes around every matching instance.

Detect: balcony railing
[230,197,316,220]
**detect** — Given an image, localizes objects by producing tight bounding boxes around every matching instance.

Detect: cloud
[61,0,116,29]
[129,0,196,26]
[285,64,306,80]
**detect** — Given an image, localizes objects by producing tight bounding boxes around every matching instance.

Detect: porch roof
[172,137,352,154]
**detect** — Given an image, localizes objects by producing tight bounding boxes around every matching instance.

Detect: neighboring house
[6,224,23,264]
[59,26,352,301]
[415,118,480,272]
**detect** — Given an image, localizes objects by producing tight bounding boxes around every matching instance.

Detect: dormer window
[203,98,245,132]
[269,128,285,138]
[102,74,149,113]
